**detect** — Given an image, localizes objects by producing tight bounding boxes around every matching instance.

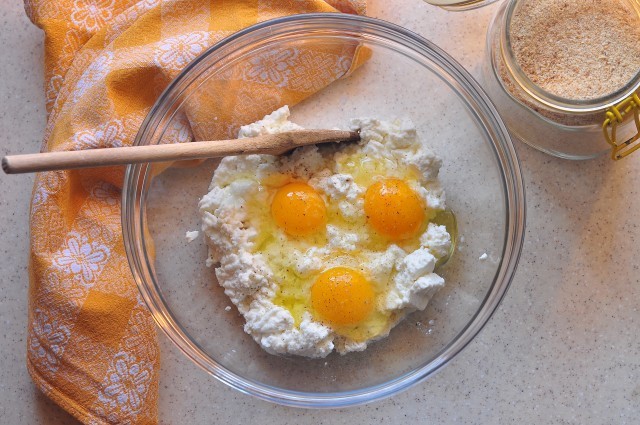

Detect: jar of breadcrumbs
[482,0,640,160]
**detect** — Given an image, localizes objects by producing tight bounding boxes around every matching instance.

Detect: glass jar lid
[423,0,501,11]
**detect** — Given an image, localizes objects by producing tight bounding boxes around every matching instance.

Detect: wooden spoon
[1,130,360,174]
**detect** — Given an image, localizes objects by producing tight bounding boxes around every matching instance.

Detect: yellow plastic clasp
[603,91,640,160]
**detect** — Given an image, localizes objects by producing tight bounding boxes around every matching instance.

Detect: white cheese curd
[237,105,303,138]
[385,247,444,311]
[420,223,452,260]
[199,106,452,358]
[185,230,200,242]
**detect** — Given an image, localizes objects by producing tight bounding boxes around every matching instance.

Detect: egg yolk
[271,182,327,236]
[311,267,375,327]
[364,178,425,241]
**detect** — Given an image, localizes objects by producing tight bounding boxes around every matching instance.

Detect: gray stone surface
[1,0,639,424]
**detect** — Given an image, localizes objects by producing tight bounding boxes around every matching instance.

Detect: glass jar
[482,0,640,160]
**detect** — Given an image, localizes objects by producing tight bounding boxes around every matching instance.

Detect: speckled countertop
[1,0,639,424]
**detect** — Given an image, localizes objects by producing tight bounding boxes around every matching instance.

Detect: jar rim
[500,0,640,113]
[425,0,501,11]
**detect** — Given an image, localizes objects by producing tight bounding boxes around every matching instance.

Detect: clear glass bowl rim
[122,13,526,408]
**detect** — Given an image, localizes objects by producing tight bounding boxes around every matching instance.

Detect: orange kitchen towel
[24,0,366,424]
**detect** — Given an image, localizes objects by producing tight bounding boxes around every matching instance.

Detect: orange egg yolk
[271,182,327,237]
[364,178,425,241]
[311,267,375,327]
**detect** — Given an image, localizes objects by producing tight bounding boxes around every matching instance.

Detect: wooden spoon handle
[2,129,359,174]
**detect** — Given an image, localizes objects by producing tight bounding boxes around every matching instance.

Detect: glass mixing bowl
[122,14,525,408]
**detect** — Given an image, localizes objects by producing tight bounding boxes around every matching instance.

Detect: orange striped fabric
[24,0,366,423]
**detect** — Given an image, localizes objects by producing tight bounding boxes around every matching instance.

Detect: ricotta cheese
[199,106,452,358]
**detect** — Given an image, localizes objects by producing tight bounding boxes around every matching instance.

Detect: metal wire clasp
[603,91,640,160]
